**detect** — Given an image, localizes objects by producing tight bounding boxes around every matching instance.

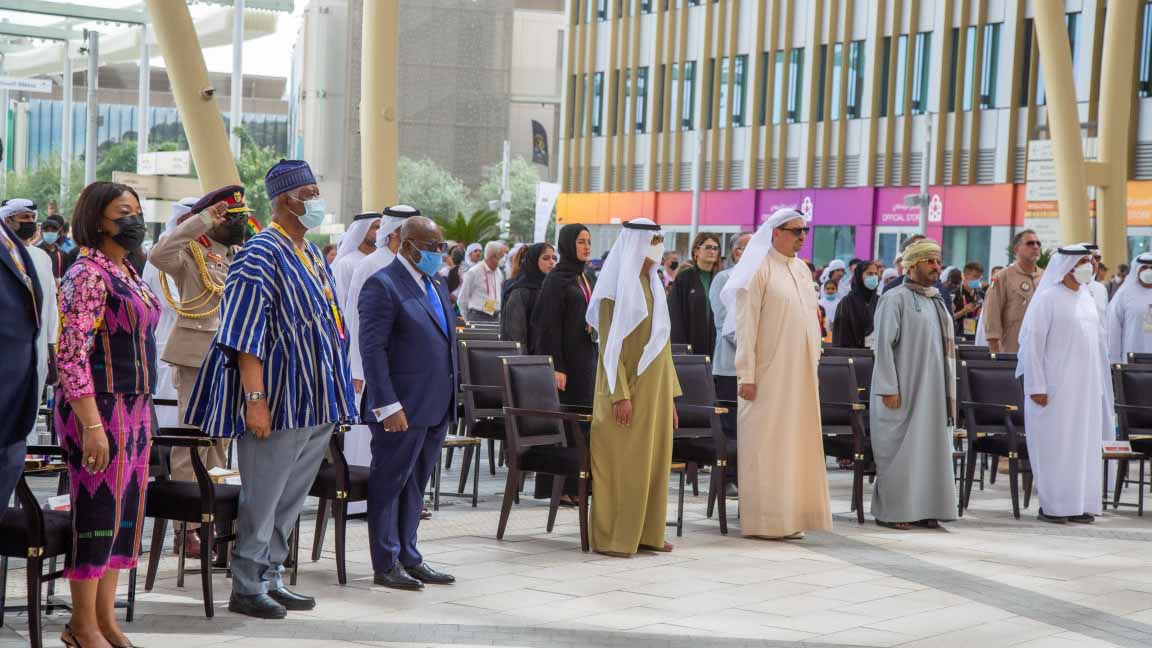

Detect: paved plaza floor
[4,454,1152,648]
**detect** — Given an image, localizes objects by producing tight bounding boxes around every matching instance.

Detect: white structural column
[360,0,400,208]
[60,45,73,206]
[230,0,244,157]
[137,23,150,162]
[1032,0,1090,244]
[84,30,99,186]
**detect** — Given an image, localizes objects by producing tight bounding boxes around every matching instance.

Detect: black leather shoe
[406,562,456,585]
[1067,513,1096,524]
[228,593,287,619]
[1037,508,1067,524]
[374,564,424,590]
[267,587,316,611]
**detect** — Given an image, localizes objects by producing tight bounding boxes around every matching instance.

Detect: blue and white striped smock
[184,226,358,438]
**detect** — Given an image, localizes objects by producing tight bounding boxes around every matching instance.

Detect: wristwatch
[245,391,266,402]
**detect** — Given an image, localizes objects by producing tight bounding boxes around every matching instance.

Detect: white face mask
[645,242,665,264]
[1072,263,1095,286]
[1139,267,1152,285]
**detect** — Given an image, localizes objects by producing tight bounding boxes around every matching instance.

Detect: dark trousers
[0,440,26,508]
[367,419,448,574]
[715,376,738,441]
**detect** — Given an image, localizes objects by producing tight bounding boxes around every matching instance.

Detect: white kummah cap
[1110,251,1152,303]
[0,198,37,221]
[820,259,847,284]
[336,212,382,261]
[377,204,419,248]
[718,208,808,337]
[585,218,670,393]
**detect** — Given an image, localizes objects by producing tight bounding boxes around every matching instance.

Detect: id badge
[1143,306,1152,333]
[964,318,977,336]
[483,298,497,315]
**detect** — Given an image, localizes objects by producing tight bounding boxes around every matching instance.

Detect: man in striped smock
[186,159,357,619]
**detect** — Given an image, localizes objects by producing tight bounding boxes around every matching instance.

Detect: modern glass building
[556,0,1152,269]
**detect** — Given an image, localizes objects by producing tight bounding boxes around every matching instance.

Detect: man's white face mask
[1073,262,1095,286]
[645,241,665,264]
[1139,266,1152,285]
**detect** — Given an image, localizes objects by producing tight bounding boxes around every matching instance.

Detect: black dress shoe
[374,564,424,590]
[1037,508,1067,524]
[406,562,455,585]
[228,593,287,619]
[1067,513,1096,524]
[267,587,316,611]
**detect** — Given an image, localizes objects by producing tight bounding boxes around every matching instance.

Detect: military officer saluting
[147,185,250,556]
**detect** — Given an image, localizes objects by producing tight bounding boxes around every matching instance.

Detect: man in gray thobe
[869,238,957,529]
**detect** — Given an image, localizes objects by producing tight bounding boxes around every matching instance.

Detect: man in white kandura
[1106,252,1152,364]
[331,212,382,309]
[1017,244,1114,524]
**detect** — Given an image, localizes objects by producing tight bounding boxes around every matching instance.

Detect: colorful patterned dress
[55,248,160,580]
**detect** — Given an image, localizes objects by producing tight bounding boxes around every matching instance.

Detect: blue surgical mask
[288,193,327,229]
[413,248,443,276]
[42,231,59,245]
[967,279,981,290]
[864,275,880,290]
[823,294,837,302]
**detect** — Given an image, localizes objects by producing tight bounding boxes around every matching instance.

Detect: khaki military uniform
[982,263,1044,353]
[148,211,235,520]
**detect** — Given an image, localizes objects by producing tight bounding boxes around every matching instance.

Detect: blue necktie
[423,275,448,336]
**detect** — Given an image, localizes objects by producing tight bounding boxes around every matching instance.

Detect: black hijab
[502,242,552,303]
[832,261,880,348]
[551,223,589,284]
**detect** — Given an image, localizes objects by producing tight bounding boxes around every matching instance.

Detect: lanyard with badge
[1144,304,1152,333]
[482,267,498,315]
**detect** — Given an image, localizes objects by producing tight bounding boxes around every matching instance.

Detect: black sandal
[876,520,913,530]
[912,519,942,529]
[61,625,81,648]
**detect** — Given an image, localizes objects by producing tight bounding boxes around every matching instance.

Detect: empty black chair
[142,428,241,618]
[291,426,364,586]
[821,347,874,401]
[960,360,1031,519]
[669,355,733,534]
[670,344,694,355]
[499,355,591,550]
[457,328,501,342]
[1112,365,1152,500]
[958,346,992,362]
[1128,353,1152,366]
[818,356,872,523]
[459,340,523,481]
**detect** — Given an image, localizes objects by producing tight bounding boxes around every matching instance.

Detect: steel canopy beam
[0,1,145,24]
[195,0,294,12]
[0,23,81,41]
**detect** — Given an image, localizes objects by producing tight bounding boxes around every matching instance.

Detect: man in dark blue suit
[358,215,458,590]
[0,217,42,507]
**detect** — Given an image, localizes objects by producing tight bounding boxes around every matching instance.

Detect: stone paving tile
[7,455,1152,647]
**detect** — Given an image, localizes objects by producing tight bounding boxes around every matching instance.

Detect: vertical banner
[531,120,549,167]
[534,181,561,242]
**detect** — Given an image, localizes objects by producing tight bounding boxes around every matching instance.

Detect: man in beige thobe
[723,208,832,539]
[983,229,1044,353]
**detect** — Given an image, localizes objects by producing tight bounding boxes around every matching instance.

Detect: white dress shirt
[458,261,503,319]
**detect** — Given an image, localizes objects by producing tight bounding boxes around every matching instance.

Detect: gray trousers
[232,423,332,596]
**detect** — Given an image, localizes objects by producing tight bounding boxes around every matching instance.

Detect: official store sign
[0,76,52,94]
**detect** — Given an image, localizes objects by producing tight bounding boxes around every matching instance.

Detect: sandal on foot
[911,520,942,529]
[639,542,674,553]
[594,550,632,558]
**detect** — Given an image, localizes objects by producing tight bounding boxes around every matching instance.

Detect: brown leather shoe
[183,530,202,556]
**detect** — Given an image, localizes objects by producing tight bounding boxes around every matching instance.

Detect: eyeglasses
[409,240,448,253]
[777,226,810,236]
[699,244,720,252]
[1021,240,1042,248]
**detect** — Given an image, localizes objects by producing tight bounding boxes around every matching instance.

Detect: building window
[568,74,578,138]
[879,37,891,118]
[816,45,828,121]
[641,0,652,12]
[597,0,607,20]
[623,67,649,133]
[1142,4,1152,97]
[592,72,604,136]
[962,25,978,111]
[812,226,856,267]
[943,226,992,275]
[787,48,804,123]
[1036,13,1079,106]
[706,55,747,128]
[1019,19,1033,107]
[911,32,931,114]
[829,44,843,120]
[893,35,909,116]
[979,23,1001,109]
[846,40,866,118]
[670,61,696,130]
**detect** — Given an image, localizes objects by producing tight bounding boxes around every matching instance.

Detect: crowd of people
[2,158,1152,647]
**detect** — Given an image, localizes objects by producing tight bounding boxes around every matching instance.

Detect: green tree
[474,156,543,242]
[234,126,282,224]
[432,209,501,246]
[5,154,85,213]
[396,157,471,221]
[95,138,138,181]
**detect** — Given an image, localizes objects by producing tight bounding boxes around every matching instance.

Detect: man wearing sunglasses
[358,215,457,591]
[984,229,1044,353]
